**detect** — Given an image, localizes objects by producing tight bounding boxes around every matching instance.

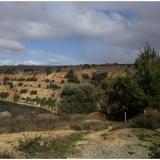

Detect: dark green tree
[59,83,97,114]
[134,43,160,108]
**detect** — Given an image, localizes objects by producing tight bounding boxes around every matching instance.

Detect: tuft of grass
[128,151,135,155]
[149,143,160,158]
[17,136,44,155]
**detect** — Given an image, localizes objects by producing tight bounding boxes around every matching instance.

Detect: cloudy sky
[0,2,160,65]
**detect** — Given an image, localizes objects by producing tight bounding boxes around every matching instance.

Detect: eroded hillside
[0,64,130,112]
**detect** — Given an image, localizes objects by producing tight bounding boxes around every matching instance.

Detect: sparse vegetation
[17,133,84,158]
[130,109,160,129]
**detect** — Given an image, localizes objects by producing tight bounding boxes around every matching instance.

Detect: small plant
[31,90,37,95]
[61,80,65,84]
[3,77,10,81]
[26,77,37,81]
[149,143,160,158]
[0,92,9,99]
[13,93,20,102]
[82,73,89,79]
[20,89,27,94]
[18,136,43,155]
[18,83,23,86]
[45,79,50,83]
[65,69,80,83]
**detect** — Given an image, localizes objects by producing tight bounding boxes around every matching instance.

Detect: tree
[104,43,160,119]
[59,83,97,114]
[134,43,160,108]
[107,76,147,119]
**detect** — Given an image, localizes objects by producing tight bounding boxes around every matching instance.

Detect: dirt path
[70,128,152,158]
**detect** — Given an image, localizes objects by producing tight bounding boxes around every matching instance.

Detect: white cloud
[0,39,25,52]
[0,2,159,64]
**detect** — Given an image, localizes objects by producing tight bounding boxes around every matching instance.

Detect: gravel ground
[70,128,153,158]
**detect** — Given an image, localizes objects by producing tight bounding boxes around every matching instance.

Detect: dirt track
[70,128,153,158]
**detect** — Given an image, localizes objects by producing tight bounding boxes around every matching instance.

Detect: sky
[0,1,160,65]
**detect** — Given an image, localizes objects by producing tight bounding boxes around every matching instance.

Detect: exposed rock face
[0,64,129,111]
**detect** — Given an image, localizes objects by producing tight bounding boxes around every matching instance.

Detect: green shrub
[91,72,108,86]
[13,93,20,102]
[82,73,89,79]
[8,82,13,89]
[3,77,10,81]
[20,89,27,94]
[18,83,23,86]
[65,69,80,83]
[18,136,43,154]
[59,83,97,114]
[45,79,50,83]
[0,92,9,99]
[48,82,60,90]
[61,80,65,84]
[30,90,37,95]
[149,143,160,158]
[130,109,160,129]
[26,77,37,81]
[83,64,91,68]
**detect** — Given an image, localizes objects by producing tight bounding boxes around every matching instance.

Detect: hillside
[0,64,131,112]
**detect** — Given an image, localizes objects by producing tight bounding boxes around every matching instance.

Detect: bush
[65,69,80,83]
[130,109,160,129]
[48,82,60,90]
[13,93,20,102]
[59,83,97,114]
[45,79,50,83]
[26,77,37,81]
[20,89,27,94]
[18,136,43,154]
[61,80,65,84]
[30,90,37,95]
[149,143,160,158]
[0,92,9,99]
[18,83,23,86]
[83,64,91,68]
[82,73,89,79]
[91,72,108,86]
[3,77,10,81]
